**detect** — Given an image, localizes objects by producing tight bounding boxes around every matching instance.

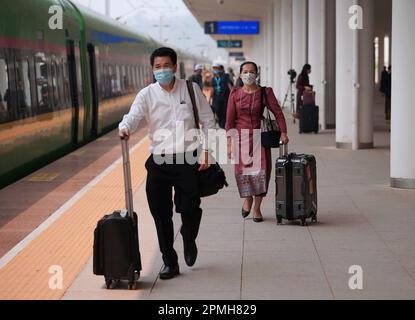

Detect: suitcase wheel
[128,281,137,290]
[301,217,307,227]
[312,215,318,223]
[105,278,113,290]
[277,216,283,225]
[105,278,120,290]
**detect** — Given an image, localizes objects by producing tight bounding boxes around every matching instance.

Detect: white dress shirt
[119,78,216,155]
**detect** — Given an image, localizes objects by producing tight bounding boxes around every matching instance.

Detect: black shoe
[253,216,264,223]
[159,265,180,280]
[242,208,251,219]
[242,198,253,219]
[183,240,198,267]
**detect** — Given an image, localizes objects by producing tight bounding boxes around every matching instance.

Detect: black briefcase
[199,163,229,198]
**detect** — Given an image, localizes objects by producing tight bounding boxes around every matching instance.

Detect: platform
[1,94,415,300]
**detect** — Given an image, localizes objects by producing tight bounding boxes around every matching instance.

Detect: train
[0,0,205,189]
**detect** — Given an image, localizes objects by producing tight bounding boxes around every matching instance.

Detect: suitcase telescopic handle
[279,141,289,157]
[121,137,134,218]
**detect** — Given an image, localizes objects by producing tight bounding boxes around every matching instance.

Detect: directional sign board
[217,40,243,48]
[229,52,244,57]
[205,21,260,35]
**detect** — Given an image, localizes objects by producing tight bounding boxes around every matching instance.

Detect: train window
[138,66,144,88]
[0,56,10,122]
[56,60,65,108]
[132,66,137,90]
[121,64,127,93]
[107,64,113,97]
[142,66,146,87]
[115,64,121,96]
[127,65,132,91]
[63,60,70,105]
[132,66,138,89]
[131,66,137,91]
[15,57,32,117]
[75,46,84,107]
[135,66,140,89]
[51,60,59,108]
[102,63,110,99]
[35,53,50,112]
[126,65,131,92]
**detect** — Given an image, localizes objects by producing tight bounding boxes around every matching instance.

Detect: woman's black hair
[301,64,312,75]
[240,61,258,74]
[150,47,177,66]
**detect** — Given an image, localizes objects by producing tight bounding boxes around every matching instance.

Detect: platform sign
[205,21,260,35]
[229,52,244,57]
[217,40,243,48]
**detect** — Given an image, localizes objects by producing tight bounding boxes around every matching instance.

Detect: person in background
[385,65,392,121]
[221,65,234,87]
[380,66,388,95]
[228,67,236,85]
[202,69,214,107]
[295,64,312,115]
[188,64,204,90]
[211,63,233,129]
[226,61,289,223]
[119,47,216,280]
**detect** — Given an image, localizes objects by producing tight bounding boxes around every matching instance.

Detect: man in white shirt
[119,47,216,280]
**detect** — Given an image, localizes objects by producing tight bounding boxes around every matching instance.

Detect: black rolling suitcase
[276,143,318,226]
[93,137,141,290]
[299,105,319,134]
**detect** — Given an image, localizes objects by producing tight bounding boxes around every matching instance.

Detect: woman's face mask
[154,68,175,85]
[241,72,257,86]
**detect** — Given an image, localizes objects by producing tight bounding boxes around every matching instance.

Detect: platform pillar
[390,0,415,189]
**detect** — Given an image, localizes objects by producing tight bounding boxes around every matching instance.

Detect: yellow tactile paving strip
[0,138,150,300]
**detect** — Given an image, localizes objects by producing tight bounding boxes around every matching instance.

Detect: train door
[66,40,80,145]
[87,43,99,137]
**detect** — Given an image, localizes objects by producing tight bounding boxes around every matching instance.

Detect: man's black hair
[150,47,177,66]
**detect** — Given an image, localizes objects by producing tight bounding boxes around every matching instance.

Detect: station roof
[183,0,272,62]
[183,0,271,22]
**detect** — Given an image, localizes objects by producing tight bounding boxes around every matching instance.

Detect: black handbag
[186,81,229,198]
[260,87,281,149]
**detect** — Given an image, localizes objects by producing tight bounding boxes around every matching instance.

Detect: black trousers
[212,93,229,129]
[145,155,202,267]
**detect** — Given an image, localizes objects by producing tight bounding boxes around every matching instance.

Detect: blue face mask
[154,68,174,85]
[213,70,221,76]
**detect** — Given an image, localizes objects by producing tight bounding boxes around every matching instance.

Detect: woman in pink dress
[226,62,289,222]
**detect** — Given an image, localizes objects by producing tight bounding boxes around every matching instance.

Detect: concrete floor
[64,93,415,300]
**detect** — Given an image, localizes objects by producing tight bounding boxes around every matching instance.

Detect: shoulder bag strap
[186,80,200,130]
[261,87,276,131]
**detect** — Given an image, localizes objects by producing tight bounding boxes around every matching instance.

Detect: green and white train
[0,0,203,188]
